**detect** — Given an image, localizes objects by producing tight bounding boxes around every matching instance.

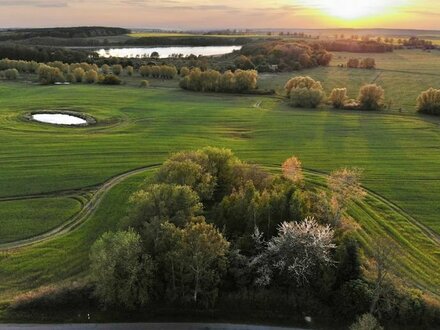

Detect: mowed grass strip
[0,197,82,244]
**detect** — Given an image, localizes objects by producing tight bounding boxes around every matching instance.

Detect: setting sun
[300,0,407,20]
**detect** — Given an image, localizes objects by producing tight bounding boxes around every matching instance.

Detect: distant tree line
[403,37,436,50]
[0,44,95,63]
[1,26,129,41]
[125,36,260,47]
[319,40,394,53]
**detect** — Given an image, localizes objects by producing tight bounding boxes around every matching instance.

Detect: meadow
[0,49,439,309]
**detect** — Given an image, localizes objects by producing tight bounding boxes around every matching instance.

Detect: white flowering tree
[253,217,335,286]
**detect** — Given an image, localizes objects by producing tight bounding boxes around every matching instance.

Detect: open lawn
[0,48,439,306]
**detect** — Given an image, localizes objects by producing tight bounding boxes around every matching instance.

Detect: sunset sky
[0,0,438,30]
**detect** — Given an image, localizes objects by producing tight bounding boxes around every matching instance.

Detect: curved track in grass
[0,164,159,251]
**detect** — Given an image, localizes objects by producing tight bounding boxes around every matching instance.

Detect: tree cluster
[89,148,377,320]
[347,58,376,69]
[179,68,258,93]
[403,37,435,50]
[240,40,332,72]
[283,75,385,111]
[329,84,385,111]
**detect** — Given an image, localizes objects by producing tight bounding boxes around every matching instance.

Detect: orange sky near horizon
[0,0,438,30]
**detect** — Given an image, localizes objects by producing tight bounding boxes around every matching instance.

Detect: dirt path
[0,165,159,251]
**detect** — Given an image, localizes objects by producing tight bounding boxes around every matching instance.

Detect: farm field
[0,53,440,307]
[0,49,439,330]
[259,49,440,113]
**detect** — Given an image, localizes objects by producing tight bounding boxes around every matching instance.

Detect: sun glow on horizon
[299,0,408,21]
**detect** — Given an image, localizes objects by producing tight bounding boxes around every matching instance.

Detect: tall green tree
[90,230,155,309]
[161,217,229,305]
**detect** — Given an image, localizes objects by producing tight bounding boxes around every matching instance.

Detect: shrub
[160,65,177,79]
[101,64,110,74]
[234,55,255,70]
[350,313,383,330]
[139,65,151,77]
[140,80,149,88]
[180,66,190,77]
[126,65,134,76]
[289,88,325,108]
[416,88,440,115]
[285,76,325,108]
[101,74,122,85]
[343,100,361,110]
[111,64,123,76]
[3,68,19,80]
[37,64,65,84]
[284,76,323,96]
[329,88,348,109]
[84,70,98,84]
[72,67,85,82]
[360,58,376,69]
[65,73,76,83]
[358,84,385,110]
[347,58,360,68]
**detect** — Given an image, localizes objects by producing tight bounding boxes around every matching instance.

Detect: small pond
[31,113,88,126]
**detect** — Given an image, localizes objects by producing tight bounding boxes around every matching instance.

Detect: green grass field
[259,49,440,113]
[0,197,81,244]
[0,48,439,305]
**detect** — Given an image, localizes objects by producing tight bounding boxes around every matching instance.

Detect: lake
[96,46,241,58]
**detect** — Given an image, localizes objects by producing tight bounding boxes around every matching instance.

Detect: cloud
[0,0,68,7]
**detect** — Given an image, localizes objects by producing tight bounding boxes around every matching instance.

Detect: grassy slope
[0,197,81,244]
